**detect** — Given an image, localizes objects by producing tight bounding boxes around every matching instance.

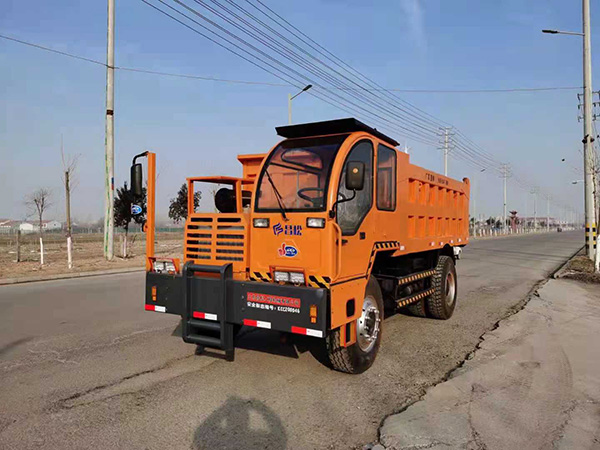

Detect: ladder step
[183,334,222,348]
[188,318,221,333]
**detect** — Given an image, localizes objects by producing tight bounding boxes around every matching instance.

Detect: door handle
[359,232,366,240]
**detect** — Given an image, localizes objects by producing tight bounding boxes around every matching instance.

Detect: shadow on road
[192,396,287,450]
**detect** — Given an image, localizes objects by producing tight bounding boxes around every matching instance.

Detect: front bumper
[145,263,328,346]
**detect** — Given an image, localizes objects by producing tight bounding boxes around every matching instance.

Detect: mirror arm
[132,151,149,165]
[329,189,356,219]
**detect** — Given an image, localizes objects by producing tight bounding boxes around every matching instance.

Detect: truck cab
[140,118,470,374]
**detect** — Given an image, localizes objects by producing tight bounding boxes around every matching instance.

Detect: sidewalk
[378,278,600,450]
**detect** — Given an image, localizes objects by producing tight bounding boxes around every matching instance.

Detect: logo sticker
[273,223,283,235]
[273,223,302,236]
[278,243,298,257]
[131,204,143,215]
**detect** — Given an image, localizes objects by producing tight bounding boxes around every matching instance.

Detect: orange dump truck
[132,118,469,373]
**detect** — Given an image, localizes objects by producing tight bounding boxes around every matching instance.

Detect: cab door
[335,139,375,279]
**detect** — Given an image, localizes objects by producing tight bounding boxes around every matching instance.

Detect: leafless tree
[61,138,80,269]
[25,188,52,266]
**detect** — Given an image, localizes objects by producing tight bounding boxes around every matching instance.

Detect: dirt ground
[560,252,600,283]
[0,232,183,280]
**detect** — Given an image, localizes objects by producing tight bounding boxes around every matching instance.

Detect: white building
[19,220,63,233]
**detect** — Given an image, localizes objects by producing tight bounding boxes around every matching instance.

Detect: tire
[325,277,384,374]
[426,255,457,320]
[406,299,427,317]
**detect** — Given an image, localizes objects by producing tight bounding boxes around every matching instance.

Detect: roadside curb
[553,245,585,279]
[0,267,145,286]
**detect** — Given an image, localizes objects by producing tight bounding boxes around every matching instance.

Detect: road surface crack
[52,353,193,411]
[467,384,487,450]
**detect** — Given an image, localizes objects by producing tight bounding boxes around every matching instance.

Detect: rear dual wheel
[325,277,383,374]
[405,255,457,320]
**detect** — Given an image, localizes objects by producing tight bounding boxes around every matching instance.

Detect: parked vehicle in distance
[134,118,470,373]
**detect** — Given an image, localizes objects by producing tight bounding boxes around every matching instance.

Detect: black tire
[325,277,384,374]
[406,299,427,317]
[426,255,457,320]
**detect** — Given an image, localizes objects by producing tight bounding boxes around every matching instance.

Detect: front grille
[185,215,247,264]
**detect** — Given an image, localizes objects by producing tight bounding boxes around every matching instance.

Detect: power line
[0,25,580,208]
[0,32,291,87]
[142,0,443,145]
[0,33,107,66]
[0,32,582,94]
[361,86,581,93]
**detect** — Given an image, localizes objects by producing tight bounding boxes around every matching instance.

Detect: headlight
[153,261,165,273]
[253,218,270,228]
[289,272,305,284]
[274,271,290,282]
[153,259,177,274]
[306,217,325,228]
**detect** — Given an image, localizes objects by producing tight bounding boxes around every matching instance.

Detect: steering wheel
[297,187,325,206]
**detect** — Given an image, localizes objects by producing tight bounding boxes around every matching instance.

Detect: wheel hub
[357,296,381,352]
[445,271,456,307]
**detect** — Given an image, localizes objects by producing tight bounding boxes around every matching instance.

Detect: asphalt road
[0,231,582,450]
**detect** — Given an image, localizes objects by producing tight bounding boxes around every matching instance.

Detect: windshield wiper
[265,169,289,221]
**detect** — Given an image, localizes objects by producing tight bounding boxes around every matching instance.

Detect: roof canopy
[275,118,399,147]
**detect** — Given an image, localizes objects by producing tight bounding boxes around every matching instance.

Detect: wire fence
[0,227,184,247]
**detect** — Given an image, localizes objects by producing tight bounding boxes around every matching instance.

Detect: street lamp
[288,84,312,124]
[542,0,596,259]
[472,168,485,233]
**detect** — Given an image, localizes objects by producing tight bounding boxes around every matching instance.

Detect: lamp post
[543,0,596,259]
[472,168,485,234]
[288,84,312,124]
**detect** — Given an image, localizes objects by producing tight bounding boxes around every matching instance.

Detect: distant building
[0,219,19,234]
[19,220,63,233]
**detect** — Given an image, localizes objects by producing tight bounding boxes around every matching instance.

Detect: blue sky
[1,0,595,223]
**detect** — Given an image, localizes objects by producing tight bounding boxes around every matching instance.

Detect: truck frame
[134,118,470,374]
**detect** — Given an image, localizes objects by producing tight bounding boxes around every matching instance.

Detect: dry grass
[561,254,600,284]
[0,232,183,280]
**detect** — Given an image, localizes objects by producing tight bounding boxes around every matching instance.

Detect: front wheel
[325,277,384,374]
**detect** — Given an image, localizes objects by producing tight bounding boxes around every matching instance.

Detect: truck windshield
[255,135,348,212]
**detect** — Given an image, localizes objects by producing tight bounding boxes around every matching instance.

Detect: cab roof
[275,118,399,148]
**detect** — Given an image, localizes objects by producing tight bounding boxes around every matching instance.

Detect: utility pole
[546,195,551,232]
[103,0,115,260]
[531,188,538,231]
[583,0,597,258]
[542,0,596,258]
[501,164,510,233]
[439,127,454,176]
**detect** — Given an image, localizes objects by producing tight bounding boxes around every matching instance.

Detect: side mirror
[345,161,365,191]
[131,163,143,197]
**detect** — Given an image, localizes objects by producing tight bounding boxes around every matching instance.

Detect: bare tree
[61,137,79,269]
[25,188,52,266]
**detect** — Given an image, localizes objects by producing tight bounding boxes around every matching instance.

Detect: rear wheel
[426,255,457,320]
[406,299,427,317]
[325,277,383,374]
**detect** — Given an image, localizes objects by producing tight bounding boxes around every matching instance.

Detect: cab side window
[377,144,396,211]
[337,140,373,235]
